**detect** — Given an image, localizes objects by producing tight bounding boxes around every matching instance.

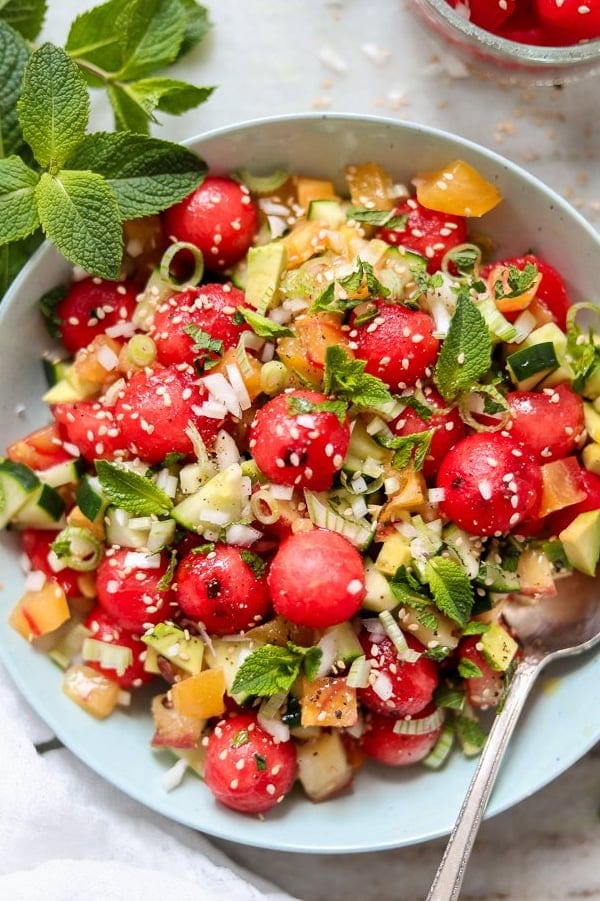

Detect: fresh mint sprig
[95,459,174,516]
[231,642,322,698]
[433,292,492,403]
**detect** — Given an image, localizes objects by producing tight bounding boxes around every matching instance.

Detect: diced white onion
[258,199,290,217]
[155,469,178,498]
[194,401,229,420]
[47,549,67,573]
[214,429,241,470]
[162,757,189,792]
[257,708,290,744]
[428,487,446,504]
[372,671,393,701]
[24,569,47,592]
[97,345,119,371]
[123,551,161,570]
[225,523,263,546]
[105,321,137,339]
[267,483,294,500]
[225,363,252,411]
[261,342,275,362]
[201,372,242,418]
[241,330,264,352]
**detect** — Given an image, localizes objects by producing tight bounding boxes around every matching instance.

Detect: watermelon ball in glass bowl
[413,0,600,84]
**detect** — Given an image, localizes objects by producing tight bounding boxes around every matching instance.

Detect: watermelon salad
[2,156,600,816]
[444,0,600,45]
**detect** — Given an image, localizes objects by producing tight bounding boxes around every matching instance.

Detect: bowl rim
[416,0,600,64]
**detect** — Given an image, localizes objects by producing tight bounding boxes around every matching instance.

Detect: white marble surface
[8,1,600,898]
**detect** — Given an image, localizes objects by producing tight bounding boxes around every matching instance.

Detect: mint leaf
[0,20,30,158]
[95,459,174,516]
[312,258,389,313]
[458,658,483,679]
[287,394,348,426]
[454,713,486,751]
[0,0,47,41]
[565,303,599,393]
[66,132,207,220]
[492,262,538,300]
[239,549,267,580]
[433,684,465,711]
[433,293,492,403]
[324,345,394,408]
[177,0,211,57]
[157,549,177,590]
[347,207,408,229]
[35,169,122,279]
[106,83,153,134]
[425,556,475,628]
[238,307,293,339]
[461,621,490,636]
[231,642,322,698]
[126,77,214,117]
[18,44,90,172]
[0,156,40,243]
[117,0,185,81]
[376,429,434,472]
[65,0,123,75]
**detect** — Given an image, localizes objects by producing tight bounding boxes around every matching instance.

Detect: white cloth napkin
[0,662,295,901]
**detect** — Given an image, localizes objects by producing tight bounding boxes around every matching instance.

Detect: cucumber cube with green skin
[244,242,288,314]
[10,481,65,529]
[0,459,41,528]
[307,199,345,228]
[559,509,600,576]
[172,463,245,534]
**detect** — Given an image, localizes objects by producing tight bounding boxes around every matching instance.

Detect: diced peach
[150,694,204,749]
[300,676,358,728]
[517,548,557,598]
[539,457,587,518]
[415,159,502,218]
[277,334,325,386]
[170,668,226,719]
[67,504,105,541]
[379,467,427,520]
[294,312,349,368]
[345,163,394,211]
[72,334,123,387]
[282,221,327,269]
[62,663,120,718]
[296,730,354,802]
[295,177,336,210]
[9,580,70,641]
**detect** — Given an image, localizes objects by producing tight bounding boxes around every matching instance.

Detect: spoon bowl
[428,573,600,901]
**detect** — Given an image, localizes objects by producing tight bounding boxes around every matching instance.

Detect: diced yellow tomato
[150,693,205,749]
[538,457,587,518]
[7,423,68,471]
[486,264,543,314]
[72,334,123,388]
[415,159,502,218]
[300,676,358,728]
[62,663,120,718]
[277,335,325,387]
[282,221,328,269]
[344,163,394,211]
[170,668,226,719]
[9,580,70,641]
[295,177,336,210]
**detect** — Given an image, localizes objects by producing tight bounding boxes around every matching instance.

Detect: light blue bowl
[1,114,599,853]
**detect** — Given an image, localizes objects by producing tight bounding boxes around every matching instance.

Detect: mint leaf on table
[122,77,214,118]
[231,642,322,698]
[18,43,90,172]
[35,170,122,279]
[65,0,124,77]
[0,20,30,157]
[433,292,492,403]
[324,345,394,407]
[0,156,40,244]
[0,0,47,41]
[425,556,475,628]
[178,0,211,57]
[66,132,207,220]
[95,459,174,516]
[117,0,186,80]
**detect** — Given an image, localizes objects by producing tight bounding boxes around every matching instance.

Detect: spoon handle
[426,658,541,901]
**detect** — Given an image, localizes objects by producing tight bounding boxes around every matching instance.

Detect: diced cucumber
[343,419,392,476]
[105,507,150,548]
[443,524,482,581]
[11,482,66,528]
[38,457,85,488]
[307,199,345,229]
[76,475,109,522]
[362,558,397,612]
[42,356,71,388]
[477,559,520,593]
[172,463,246,535]
[0,459,41,528]
[303,489,375,550]
[506,341,558,390]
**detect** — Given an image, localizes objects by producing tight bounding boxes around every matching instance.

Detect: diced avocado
[42,368,96,404]
[142,623,204,675]
[244,242,287,314]
[506,341,558,391]
[307,199,345,229]
[204,637,254,703]
[559,509,600,576]
[582,442,600,476]
[375,531,412,576]
[362,558,397,612]
[172,462,245,534]
[42,357,71,388]
[480,622,518,672]
[584,402,600,443]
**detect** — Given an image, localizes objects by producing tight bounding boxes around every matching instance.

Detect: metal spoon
[427,572,600,901]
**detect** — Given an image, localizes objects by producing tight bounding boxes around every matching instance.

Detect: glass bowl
[413,0,600,85]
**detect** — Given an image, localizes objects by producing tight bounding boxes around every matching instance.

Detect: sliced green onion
[260,360,288,395]
[511,309,537,344]
[304,489,375,550]
[48,620,91,669]
[250,489,280,525]
[421,722,455,770]
[392,706,445,735]
[147,518,176,553]
[378,610,421,663]
[127,333,157,368]
[346,654,371,688]
[441,243,482,276]
[232,167,290,195]
[475,295,517,343]
[82,637,133,676]
[159,241,204,287]
[235,334,255,380]
[51,525,104,572]
[458,384,511,433]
